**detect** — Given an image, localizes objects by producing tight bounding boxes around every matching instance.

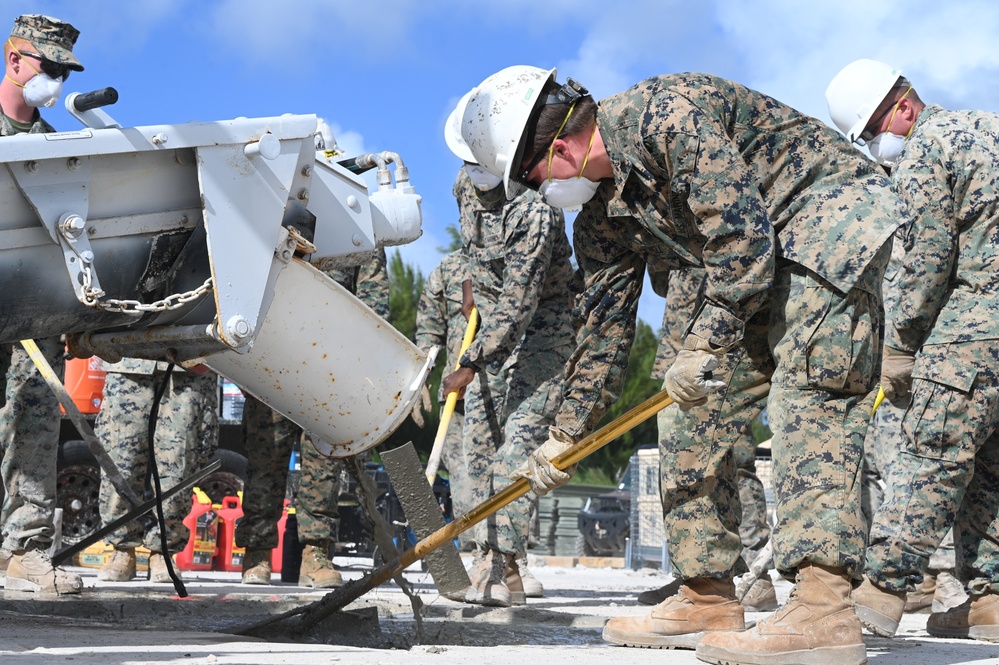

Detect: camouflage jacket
[0,107,54,136]
[453,168,574,372]
[556,73,902,437]
[415,250,468,400]
[314,248,390,318]
[887,104,999,352]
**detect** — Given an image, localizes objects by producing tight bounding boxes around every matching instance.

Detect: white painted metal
[201,258,436,457]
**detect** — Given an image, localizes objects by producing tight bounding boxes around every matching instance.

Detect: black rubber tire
[200,448,248,504]
[56,439,101,545]
[575,533,595,558]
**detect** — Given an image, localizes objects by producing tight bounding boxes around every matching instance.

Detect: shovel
[237,389,674,635]
[423,306,478,484]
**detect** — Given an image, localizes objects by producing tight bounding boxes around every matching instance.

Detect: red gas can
[176,488,218,571]
[271,500,291,574]
[215,494,245,572]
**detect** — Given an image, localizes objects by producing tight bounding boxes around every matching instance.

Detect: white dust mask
[867,132,907,166]
[539,177,600,210]
[465,163,503,191]
[22,71,63,108]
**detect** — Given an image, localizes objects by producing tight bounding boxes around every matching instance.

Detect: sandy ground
[1,556,998,664]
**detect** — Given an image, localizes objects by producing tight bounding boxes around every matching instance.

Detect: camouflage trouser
[662,254,886,580]
[439,400,474,549]
[767,258,887,577]
[236,396,340,549]
[862,394,958,576]
[660,323,773,579]
[465,346,568,556]
[866,341,999,595]
[98,369,218,553]
[0,337,64,551]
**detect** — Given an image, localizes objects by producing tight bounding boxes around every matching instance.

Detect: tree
[576,319,661,484]
[387,250,423,340]
[437,224,462,254]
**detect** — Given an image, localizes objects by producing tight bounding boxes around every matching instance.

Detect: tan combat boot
[933,570,969,612]
[0,548,12,582]
[148,552,182,583]
[98,547,137,582]
[603,577,744,649]
[904,571,937,613]
[927,591,999,642]
[741,576,779,612]
[697,563,866,665]
[853,574,907,637]
[5,548,82,594]
[464,547,511,607]
[241,547,272,585]
[505,554,526,606]
[517,556,544,598]
[299,543,343,588]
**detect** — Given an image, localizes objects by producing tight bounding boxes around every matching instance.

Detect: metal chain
[86,275,214,314]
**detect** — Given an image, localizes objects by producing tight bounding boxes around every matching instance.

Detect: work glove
[880,345,916,402]
[511,427,577,497]
[411,385,432,428]
[663,334,727,410]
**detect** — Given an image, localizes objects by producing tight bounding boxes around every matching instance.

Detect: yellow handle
[872,386,886,415]
[425,306,478,484]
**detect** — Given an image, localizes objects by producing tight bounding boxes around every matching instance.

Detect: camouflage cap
[10,14,83,72]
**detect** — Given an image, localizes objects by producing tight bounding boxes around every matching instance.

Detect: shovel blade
[381,442,470,595]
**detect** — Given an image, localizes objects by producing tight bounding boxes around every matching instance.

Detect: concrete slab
[0,556,996,664]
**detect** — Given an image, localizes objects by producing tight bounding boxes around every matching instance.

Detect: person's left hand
[442,366,476,400]
[663,334,726,410]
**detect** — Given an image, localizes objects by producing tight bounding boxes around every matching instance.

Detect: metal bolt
[80,250,94,263]
[297,188,309,201]
[226,315,252,340]
[346,195,360,210]
[67,157,81,171]
[351,234,362,247]
[151,133,168,145]
[301,165,312,177]
[281,249,292,260]
[24,161,37,173]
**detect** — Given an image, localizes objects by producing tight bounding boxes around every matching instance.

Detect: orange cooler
[62,355,106,414]
[176,488,218,571]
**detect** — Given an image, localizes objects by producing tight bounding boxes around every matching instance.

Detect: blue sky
[12,0,999,327]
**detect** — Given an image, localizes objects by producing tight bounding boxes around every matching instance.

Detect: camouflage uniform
[97,360,219,553]
[561,74,899,581]
[414,251,474,520]
[454,168,574,557]
[236,250,389,550]
[651,267,771,575]
[0,108,66,553]
[864,105,999,596]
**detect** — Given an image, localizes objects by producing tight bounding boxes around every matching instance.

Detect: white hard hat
[460,65,557,199]
[826,59,903,143]
[444,90,476,163]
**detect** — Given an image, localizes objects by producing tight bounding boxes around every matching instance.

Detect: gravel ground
[0,556,997,664]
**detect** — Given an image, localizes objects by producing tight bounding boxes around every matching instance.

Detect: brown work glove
[411,385,432,428]
[881,345,916,401]
[663,334,726,410]
[511,427,577,496]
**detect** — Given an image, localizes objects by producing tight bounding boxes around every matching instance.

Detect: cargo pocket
[906,359,977,462]
[802,285,878,394]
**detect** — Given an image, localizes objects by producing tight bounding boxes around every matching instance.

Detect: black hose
[148,362,188,598]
